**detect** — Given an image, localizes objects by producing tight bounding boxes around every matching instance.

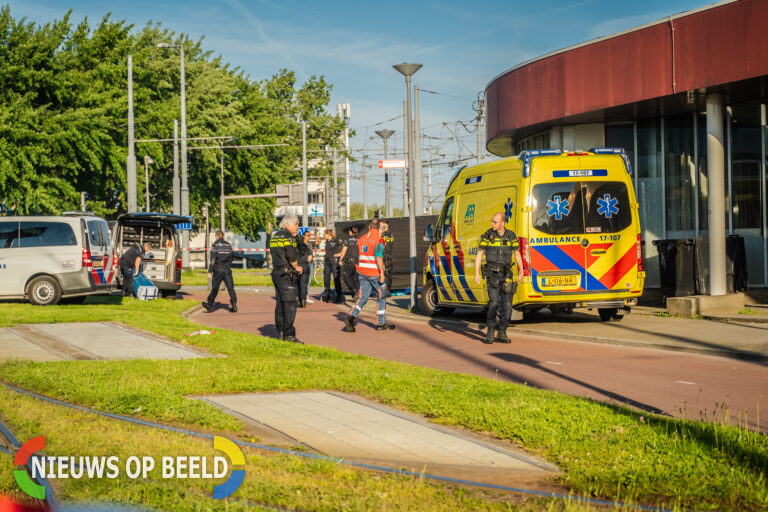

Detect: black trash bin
[693,235,748,295]
[652,239,697,299]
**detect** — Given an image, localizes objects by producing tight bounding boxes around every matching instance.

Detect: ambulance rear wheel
[598,308,622,322]
[421,279,453,317]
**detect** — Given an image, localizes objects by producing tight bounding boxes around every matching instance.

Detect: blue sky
[8,0,714,209]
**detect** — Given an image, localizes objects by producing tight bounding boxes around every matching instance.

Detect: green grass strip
[0,296,766,511]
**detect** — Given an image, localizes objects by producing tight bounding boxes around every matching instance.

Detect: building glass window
[636,118,663,287]
[697,113,709,231]
[665,114,696,234]
[605,123,635,168]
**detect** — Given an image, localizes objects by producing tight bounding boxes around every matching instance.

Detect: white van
[0,214,117,305]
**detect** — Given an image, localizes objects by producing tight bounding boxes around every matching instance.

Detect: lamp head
[375,129,395,140]
[393,63,422,77]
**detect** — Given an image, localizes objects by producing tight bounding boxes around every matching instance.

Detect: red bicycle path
[185,292,768,432]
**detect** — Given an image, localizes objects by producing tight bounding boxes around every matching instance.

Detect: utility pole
[337,103,351,220]
[203,203,210,269]
[80,192,86,212]
[302,120,308,227]
[332,147,338,223]
[219,143,225,231]
[414,85,423,214]
[362,155,368,219]
[402,101,409,216]
[324,176,330,229]
[143,155,152,212]
[173,120,180,215]
[428,161,433,214]
[476,95,485,164]
[375,129,395,218]
[126,55,137,213]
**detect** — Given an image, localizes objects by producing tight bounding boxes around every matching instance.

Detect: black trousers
[384,262,393,294]
[272,271,298,337]
[207,269,237,306]
[120,265,135,297]
[298,263,311,301]
[322,259,342,299]
[342,262,359,297]
[486,271,514,330]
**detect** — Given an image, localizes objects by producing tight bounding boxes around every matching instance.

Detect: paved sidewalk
[182,286,768,361]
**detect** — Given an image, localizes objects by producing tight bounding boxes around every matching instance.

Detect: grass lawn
[182,268,324,287]
[0,297,766,511]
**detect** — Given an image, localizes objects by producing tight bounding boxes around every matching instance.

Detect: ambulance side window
[437,197,454,240]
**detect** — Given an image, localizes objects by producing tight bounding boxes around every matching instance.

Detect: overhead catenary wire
[2,383,673,512]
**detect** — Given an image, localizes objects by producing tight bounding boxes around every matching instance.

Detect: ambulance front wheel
[421,279,454,317]
[598,308,623,322]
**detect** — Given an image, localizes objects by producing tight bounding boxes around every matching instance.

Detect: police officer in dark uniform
[474,212,524,344]
[379,221,394,296]
[337,226,359,301]
[202,230,237,313]
[296,231,312,308]
[321,228,343,303]
[269,215,303,343]
[119,241,151,297]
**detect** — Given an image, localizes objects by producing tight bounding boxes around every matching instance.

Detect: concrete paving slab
[0,329,63,362]
[0,322,209,362]
[200,391,555,474]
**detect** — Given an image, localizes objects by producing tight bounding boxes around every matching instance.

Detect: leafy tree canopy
[0,6,347,239]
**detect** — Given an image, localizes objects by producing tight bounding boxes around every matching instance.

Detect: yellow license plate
[541,275,578,287]
[92,260,103,268]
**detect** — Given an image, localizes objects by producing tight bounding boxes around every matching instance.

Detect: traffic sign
[378,159,406,169]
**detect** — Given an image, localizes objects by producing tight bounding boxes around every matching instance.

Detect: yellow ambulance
[422,148,644,321]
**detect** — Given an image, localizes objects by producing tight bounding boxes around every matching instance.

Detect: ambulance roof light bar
[519,149,562,177]
[589,147,632,176]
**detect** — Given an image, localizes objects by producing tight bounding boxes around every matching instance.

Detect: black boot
[343,315,356,333]
[202,301,212,312]
[496,328,510,343]
[483,328,495,344]
[230,303,237,313]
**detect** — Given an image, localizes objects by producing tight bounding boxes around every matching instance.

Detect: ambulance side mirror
[423,224,434,243]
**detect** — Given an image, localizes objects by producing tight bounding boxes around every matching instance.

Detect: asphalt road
[186,291,768,433]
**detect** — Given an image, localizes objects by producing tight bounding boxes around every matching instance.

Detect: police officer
[337,226,360,301]
[474,212,524,344]
[296,231,313,308]
[269,215,303,343]
[202,230,237,313]
[379,221,394,296]
[119,241,152,297]
[321,228,343,303]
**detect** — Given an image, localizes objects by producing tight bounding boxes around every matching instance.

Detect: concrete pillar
[706,93,727,296]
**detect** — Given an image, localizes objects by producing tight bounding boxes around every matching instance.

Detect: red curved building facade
[485,0,768,290]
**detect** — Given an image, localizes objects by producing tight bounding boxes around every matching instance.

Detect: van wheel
[27,276,62,306]
[598,308,622,322]
[421,279,453,316]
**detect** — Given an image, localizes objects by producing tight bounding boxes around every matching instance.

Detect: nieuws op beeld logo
[14,435,246,500]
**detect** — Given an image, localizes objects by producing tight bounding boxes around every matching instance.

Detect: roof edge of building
[484,0,739,93]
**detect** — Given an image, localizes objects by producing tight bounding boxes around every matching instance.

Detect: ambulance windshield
[532,181,632,235]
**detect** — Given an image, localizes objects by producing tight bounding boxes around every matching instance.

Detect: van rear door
[84,218,115,285]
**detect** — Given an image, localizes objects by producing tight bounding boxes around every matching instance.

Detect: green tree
[0,7,347,240]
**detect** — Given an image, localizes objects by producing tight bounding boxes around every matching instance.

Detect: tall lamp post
[393,62,422,311]
[157,42,190,267]
[375,129,395,218]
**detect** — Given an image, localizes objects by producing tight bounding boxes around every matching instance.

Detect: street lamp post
[393,62,422,311]
[143,155,153,212]
[375,129,395,218]
[157,42,189,267]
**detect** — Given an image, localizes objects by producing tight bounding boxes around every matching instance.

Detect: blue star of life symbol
[546,196,570,220]
[504,198,514,222]
[597,194,619,218]
[362,243,369,254]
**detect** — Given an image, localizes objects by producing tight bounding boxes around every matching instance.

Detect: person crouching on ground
[343,218,395,332]
[203,230,237,313]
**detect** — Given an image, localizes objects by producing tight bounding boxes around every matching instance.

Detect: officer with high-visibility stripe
[343,218,395,332]
[380,221,394,296]
[337,226,360,302]
[269,215,304,343]
[474,212,524,344]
